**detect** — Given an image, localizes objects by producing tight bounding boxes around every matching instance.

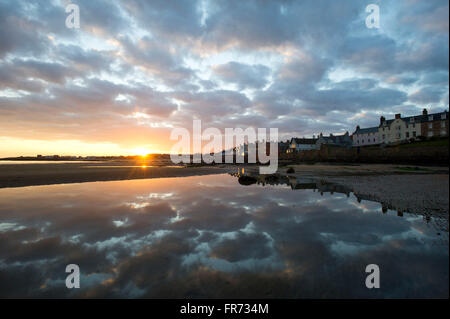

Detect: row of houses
[284,108,449,153]
[285,132,353,153]
[352,108,449,147]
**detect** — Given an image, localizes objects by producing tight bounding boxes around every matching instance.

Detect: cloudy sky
[0,0,448,156]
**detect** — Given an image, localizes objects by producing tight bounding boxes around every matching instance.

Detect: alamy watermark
[65,264,80,289]
[365,264,380,289]
[169,120,279,174]
[65,3,379,30]
[365,4,380,29]
[65,3,80,29]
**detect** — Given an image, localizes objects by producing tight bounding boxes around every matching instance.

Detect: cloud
[212,62,270,89]
[408,86,447,104]
[0,0,448,156]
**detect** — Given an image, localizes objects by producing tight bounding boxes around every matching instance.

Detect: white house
[378,113,421,144]
[354,108,449,146]
[352,126,380,147]
[287,137,319,153]
[316,132,352,148]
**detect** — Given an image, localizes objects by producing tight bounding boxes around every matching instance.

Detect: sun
[131,148,151,157]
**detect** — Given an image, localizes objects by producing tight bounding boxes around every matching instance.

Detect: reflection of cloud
[0,174,447,298]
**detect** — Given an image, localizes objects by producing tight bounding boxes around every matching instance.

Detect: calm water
[0,174,448,298]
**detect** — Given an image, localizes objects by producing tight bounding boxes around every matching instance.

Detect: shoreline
[0,162,448,189]
[0,163,233,189]
[1,162,448,230]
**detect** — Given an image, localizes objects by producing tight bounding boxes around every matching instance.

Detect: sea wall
[280,144,449,164]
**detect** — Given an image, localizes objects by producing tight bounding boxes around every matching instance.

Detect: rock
[238,175,258,185]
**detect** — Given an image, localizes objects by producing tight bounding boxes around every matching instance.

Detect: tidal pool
[0,174,448,298]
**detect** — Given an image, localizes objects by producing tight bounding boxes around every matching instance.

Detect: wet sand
[0,162,233,188]
[285,163,449,176]
[324,174,449,217]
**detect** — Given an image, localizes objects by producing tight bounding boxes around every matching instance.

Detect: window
[382,134,385,139]
[406,132,410,138]
[441,129,447,136]
[441,114,447,120]
[428,131,433,137]
[413,123,415,128]
[428,115,433,121]
[409,117,414,123]
[442,121,446,128]
[397,133,401,138]
[413,131,416,137]
[428,123,433,129]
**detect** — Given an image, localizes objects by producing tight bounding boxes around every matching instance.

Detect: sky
[0,0,448,157]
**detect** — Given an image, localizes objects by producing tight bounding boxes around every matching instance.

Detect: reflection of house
[229,170,448,233]
[230,169,351,196]
[316,132,352,148]
[286,137,319,153]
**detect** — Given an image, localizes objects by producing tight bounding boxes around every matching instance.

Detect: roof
[278,141,290,149]
[381,111,448,127]
[291,137,318,145]
[354,126,378,135]
[318,132,351,144]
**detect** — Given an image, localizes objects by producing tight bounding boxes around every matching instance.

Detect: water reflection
[232,168,449,233]
[0,174,448,298]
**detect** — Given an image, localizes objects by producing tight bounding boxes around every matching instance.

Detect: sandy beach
[0,162,233,188]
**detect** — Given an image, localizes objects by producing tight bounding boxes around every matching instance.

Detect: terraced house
[353,108,449,146]
[352,126,380,146]
[286,137,319,153]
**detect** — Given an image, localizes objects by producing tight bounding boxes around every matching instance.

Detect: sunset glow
[0,0,448,302]
[0,0,448,158]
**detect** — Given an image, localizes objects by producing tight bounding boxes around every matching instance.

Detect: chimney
[422,108,428,115]
[356,125,360,130]
[395,113,401,119]
[380,116,385,125]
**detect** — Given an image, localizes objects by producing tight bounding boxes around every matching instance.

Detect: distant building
[378,108,448,144]
[316,132,352,148]
[352,108,449,146]
[352,126,380,147]
[419,108,448,138]
[287,137,319,153]
[278,140,290,154]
